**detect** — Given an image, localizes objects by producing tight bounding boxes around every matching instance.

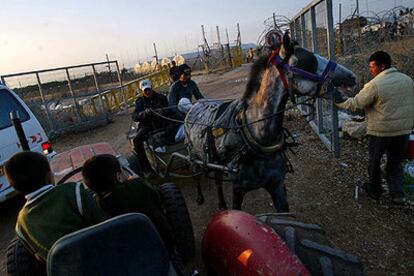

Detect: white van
[0,84,56,202]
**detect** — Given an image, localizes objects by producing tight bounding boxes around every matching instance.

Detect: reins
[147,96,315,130]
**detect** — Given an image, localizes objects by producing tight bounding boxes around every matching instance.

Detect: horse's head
[242,32,356,105]
[274,32,357,97]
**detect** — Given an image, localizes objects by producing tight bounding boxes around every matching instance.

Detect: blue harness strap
[269,49,337,84]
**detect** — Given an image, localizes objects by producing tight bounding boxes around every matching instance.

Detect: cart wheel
[159,183,195,262]
[257,215,363,275]
[126,154,143,177]
[7,238,45,276]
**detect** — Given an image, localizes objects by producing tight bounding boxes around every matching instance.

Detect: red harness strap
[268,48,290,92]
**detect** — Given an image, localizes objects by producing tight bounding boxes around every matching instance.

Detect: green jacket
[337,68,414,136]
[95,178,174,253]
[16,182,106,261]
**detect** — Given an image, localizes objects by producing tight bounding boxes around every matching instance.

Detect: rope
[148,97,315,130]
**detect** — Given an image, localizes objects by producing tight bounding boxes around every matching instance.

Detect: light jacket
[337,67,414,136]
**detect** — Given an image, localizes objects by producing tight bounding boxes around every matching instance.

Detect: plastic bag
[175,125,185,142]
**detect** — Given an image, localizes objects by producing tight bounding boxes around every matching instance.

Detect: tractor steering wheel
[56,165,137,186]
[56,167,83,185]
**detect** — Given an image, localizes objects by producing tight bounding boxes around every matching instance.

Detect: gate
[290,0,341,157]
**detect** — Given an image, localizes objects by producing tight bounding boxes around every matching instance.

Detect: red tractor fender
[51,143,117,183]
[202,210,309,276]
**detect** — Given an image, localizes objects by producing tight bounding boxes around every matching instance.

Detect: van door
[0,88,42,194]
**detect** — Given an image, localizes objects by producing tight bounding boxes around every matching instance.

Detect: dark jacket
[168,80,204,107]
[132,92,169,128]
[95,178,174,253]
[169,66,180,82]
[16,183,106,261]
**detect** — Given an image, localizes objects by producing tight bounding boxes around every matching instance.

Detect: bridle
[235,46,338,157]
[267,47,337,100]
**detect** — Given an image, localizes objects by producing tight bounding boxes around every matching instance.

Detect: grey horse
[184,33,356,211]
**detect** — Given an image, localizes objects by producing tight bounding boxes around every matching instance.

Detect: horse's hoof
[196,197,205,205]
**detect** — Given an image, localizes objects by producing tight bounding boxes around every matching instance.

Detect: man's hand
[144,108,152,115]
[333,89,348,104]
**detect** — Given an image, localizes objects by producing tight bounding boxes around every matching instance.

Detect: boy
[81,154,174,253]
[5,151,106,262]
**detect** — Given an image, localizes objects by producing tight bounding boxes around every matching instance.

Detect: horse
[184,32,357,212]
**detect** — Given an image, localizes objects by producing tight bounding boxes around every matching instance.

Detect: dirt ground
[1,64,413,275]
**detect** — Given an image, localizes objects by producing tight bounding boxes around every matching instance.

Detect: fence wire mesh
[287,0,340,156]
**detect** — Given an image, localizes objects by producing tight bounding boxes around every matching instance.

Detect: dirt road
[1,64,413,275]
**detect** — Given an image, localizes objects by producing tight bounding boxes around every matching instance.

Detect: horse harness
[268,47,337,99]
[190,47,339,170]
[227,47,338,159]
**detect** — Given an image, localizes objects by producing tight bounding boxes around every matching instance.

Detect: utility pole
[106,53,113,84]
[339,3,343,54]
[356,0,359,18]
[216,26,226,68]
[225,28,233,67]
[201,25,210,73]
[356,0,361,49]
[235,23,242,65]
[106,53,111,71]
[339,3,342,24]
[236,23,241,47]
[153,43,159,65]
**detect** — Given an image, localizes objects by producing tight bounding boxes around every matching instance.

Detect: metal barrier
[199,24,245,74]
[89,67,171,113]
[290,0,340,157]
[0,61,171,138]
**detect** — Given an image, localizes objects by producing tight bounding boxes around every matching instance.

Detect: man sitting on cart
[168,64,204,113]
[132,79,170,177]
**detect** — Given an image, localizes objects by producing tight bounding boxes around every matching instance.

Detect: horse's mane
[242,53,272,100]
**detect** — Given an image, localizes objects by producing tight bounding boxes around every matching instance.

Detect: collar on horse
[233,101,285,158]
[267,48,337,97]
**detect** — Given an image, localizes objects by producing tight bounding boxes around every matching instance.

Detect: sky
[1,0,413,76]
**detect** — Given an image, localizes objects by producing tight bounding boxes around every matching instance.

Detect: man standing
[132,79,168,176]
[168,64,204,110]
[169,60,180,83]
[335,51,414,204]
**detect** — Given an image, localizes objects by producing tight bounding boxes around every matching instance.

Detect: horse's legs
[215,172,227,210]
[265,179,289,212]
[196,176,205,205]
[232,182,245,210]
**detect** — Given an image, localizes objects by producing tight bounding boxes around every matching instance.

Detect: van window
[0,89,30,130]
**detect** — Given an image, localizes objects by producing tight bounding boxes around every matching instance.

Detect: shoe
[362,183,382,200]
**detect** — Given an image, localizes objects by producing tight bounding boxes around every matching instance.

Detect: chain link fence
[337,5,414,89]
[289,0,341,157]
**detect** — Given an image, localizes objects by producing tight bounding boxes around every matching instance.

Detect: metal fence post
[92,65,108,116]
[115,61,128,113]
[301,14,307,49]
[216,26,226,69]
[35,73,54,133]
[311,6,324,134]
[325,0,340,158]
[65,68,83,123]
[310,7,317,52]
